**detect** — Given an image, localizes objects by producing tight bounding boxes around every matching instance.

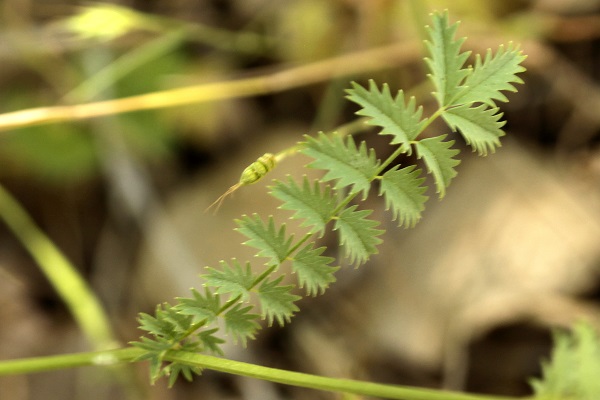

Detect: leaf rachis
[134,10,527,388]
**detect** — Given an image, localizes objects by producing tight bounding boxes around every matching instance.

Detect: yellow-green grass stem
[0,184,117,350]
[0,41,420,132]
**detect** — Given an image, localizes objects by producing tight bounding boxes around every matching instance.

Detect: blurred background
[0,0,599,399]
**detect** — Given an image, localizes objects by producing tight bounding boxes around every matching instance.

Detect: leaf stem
[377,139,418,175]
[331,191,360,217]
[421,106,448,132]
[285,232,315,257]
[250,264,279,288]
[175,319,210,344]
[175,221,317,345]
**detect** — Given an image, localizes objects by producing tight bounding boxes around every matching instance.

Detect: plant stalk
[0,41,420,132]
[0,347,527,400]
[0,184,117,350]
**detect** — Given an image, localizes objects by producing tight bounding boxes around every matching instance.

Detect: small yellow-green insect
[206,153,276,213]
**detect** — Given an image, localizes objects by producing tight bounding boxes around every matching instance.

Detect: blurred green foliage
[0,1,538,185]
[531,321,600,399]
[0,44,183,183]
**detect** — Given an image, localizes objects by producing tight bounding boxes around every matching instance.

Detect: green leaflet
[223,304,261,346]
[443,104,505,155]
[138,340,204,387]
[414,134,460,198]
[257,276,301,326]
[134,335,205,386]
[531,322,600,399]
[132,338,170,383]
[134,337,179,385]
[162,305,194,333]
[451,43,527,107]
[334,205,384,267]
[165,360,203,388]
[203,260,255,302]
[425,11,470,107]
[270,176,338,237]
[137,304,181,338]
[379,165,428,227]
[133,336,173,354]
[196,328,226,355]
[236,214,293,266]
[133,304,209,385]
[303,132,380,199]
[175,288,221,325]
[292,243,338,296]
[346,80,425,154]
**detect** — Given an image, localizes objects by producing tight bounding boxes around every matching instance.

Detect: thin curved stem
[0,184,117,350]
[0,41,420,132]
[0,348,141,376]
[64,28,188,103]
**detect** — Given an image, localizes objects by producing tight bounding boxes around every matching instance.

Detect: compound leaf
[257,276,301,327]
[236,214,293,266]
[203,260,255,302]
[131,11,530,390]
[270,176,338,236]
[303,132,380,199]
[292,243,338,296]
[380,165,428,227]
[452,43,527,107]
[425,11,470,107]
[334,205,384,267]
[346,80,425,153]
[414,134,460,198]
[443,104,505,155]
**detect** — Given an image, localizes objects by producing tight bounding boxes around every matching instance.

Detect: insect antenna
[205,183,242,214]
